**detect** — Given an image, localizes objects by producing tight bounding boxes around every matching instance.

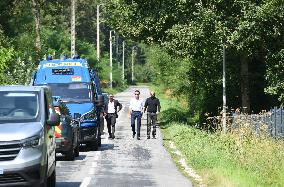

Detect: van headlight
[22,136,43,148]
[80,110,97,122]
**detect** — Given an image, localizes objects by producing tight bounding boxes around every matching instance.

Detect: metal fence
[267,106,284,138]
[206,106,284,138]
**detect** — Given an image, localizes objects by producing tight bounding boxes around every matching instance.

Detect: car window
[0,91,40,123]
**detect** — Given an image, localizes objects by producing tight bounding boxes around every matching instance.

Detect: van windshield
[44,83,92,103]
[0,91,40,123]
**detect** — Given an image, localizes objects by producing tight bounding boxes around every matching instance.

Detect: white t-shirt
[129,98,144,111]
[107,101,115,113]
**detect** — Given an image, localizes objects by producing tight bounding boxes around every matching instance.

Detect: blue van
[32,55,104,150]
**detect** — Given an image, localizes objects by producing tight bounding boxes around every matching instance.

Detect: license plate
[0,168,3,175]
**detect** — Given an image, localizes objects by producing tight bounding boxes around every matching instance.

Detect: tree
[32,0,42,59]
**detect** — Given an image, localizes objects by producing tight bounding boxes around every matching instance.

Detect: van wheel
[88,140,98,151]
[47,169,56,187]
[98,132,101,147]
[74,143,80,157]
[66,143,75,161]
[98,136,101,147]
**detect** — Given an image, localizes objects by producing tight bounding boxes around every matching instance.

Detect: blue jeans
[131,111,142,137]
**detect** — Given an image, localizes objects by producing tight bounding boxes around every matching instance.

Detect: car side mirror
[95,95,104,107]
[47,112,60,126]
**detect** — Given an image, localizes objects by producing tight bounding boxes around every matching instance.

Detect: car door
[44,89,56,171]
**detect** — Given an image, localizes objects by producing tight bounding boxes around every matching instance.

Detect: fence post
[274,107,277,137]
[281,106,283,135]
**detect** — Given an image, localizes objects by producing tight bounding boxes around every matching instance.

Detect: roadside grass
[157,95,284,186]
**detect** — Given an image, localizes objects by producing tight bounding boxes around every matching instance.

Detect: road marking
[88,162,97,174]
[92,162,97,167]
[94,154,100,160]
[56,161,61,167]
[80,177,91,187]
[89,168,95,175]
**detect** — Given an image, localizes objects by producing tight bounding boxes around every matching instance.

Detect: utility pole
[109,31,114,89]
[131,46,136,83]
[222,45,227,133]
[122,41,125,82]
[96,4,101,61]
[71,0,76,56]
[32,0,41,58]
[116,36,119,68]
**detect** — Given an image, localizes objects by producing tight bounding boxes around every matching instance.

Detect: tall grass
[158,95,284,186]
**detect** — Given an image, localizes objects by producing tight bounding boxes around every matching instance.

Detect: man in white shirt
[128,90,144,140]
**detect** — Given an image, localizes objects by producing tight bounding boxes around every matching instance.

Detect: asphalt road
[56,86,192,187]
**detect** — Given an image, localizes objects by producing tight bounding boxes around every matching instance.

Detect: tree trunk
[240,55,250,113]
[32,0,41,58]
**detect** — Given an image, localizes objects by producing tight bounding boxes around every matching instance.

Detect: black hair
[135,90,140,94]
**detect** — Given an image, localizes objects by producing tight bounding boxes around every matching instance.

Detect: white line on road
[80,177,91,187]
[94,154,100,160]
[92,162,97,167]
[89,168,95,175]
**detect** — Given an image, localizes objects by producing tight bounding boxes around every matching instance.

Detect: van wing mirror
[95,95,104,107]
[47,112,60,126]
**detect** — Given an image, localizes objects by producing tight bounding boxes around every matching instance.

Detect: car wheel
[74,142,80,157]
[65,141,75,161]
[98,136,101,147]
[88,140,98,151]
[98,131,101,147]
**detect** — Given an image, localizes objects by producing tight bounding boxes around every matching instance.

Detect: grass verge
[156,91,284,186]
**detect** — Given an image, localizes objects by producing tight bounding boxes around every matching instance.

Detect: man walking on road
[129,90,144,140]
[104,94,122,139]
[144,91,161,139]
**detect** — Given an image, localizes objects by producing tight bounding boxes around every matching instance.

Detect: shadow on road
[56,181,81,187]
[56,154,87,161]
[99,143,115,151]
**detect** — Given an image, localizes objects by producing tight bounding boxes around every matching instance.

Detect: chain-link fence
[205,106,284,138]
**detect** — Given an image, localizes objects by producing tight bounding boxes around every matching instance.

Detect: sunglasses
[135,93,139,95]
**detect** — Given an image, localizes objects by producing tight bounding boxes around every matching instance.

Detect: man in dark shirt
[104,94,122,139]
[144,91,161,139]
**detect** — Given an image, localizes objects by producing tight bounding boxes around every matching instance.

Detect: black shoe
[112,135,115,139]
[137,137,140,140]
[108,135,112,138]
[147,136,150,139]
[132,132,136,138]
[152,135,156,139]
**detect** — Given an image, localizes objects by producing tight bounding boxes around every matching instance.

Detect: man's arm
[143,98,148,113]
[128,99,133,116]
[103,102,107,115]
[157,98,161,113]
[117,100,122,112]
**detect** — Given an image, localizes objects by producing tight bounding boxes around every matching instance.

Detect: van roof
[0,85,45,92]
[34,58,91,84]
